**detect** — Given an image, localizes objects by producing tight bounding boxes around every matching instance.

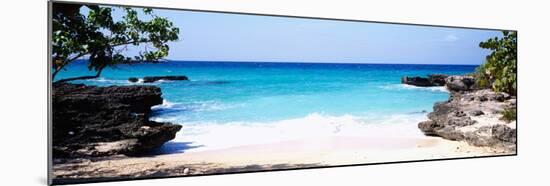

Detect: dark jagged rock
[52,83,182,158]
[427,74,448,86]
[127,75,189,83]
[143,75,188,83]
[492,124,517,143]
[128,77,139,83]
[401,74,449,87]
[417,80,517,152]
[418,120,440,136]
[469,110,485,116]
[401,76,432,87]
[445,75,476,92]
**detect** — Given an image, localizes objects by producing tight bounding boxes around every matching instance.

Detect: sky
[102,6,502,65]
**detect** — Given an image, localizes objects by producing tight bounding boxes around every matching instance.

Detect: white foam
[85,77,128,84]
[151,99,239,112]
[127,79,178,85]
[151,99,177,110]
[380,84,449,93]
[156,79,174,83]
[192,101,233,111]
[128,78,145,84]
[162,112,428,152]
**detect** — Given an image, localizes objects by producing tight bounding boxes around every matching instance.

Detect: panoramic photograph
[50,2,517,184]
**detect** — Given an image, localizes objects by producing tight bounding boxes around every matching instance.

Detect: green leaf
[52,4,180,80]
[475,31,517,95]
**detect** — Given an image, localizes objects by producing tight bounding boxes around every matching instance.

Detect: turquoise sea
[56,60,476,152]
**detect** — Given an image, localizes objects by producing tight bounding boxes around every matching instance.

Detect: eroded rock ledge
[128,75,189,83]
[418,76,517,152]
[52,83,182,158]
[401,74,448,87]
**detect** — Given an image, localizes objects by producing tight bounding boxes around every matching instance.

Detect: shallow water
[56,60,476,152]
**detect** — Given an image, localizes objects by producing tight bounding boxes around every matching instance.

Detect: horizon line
[165,59,482,66]
[73,58,482,66]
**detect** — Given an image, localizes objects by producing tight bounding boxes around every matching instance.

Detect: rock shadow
[149,142,204,155]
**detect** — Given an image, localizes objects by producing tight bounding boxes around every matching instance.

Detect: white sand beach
[52,135,512,180]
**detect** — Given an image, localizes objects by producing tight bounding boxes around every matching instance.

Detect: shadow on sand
[149,141,205,155]
[52,162,325,185]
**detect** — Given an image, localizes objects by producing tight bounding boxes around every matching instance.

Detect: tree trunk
[52,68,61,80]
[54,69,103,84]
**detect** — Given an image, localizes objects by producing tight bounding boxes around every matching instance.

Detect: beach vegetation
[500,107,517,122]
[51,3,179,82]
[475,31,517,95]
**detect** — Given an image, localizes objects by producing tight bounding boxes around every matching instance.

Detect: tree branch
[52,52,87,80]
[54,68,103,83]
[52,67,62,80]
[61,38,151,63]
[52,39,153,80]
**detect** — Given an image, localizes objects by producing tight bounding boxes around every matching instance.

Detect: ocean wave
[155,79,174,83]
[84,77,128,84]
[84,77,171,85]
[127,78,178,85]
[128,78,144,84]
[380,84,449,93]
[187,80,231,86]
[152,99,178,109]
[160,112,428,152]
[152,99,238,113]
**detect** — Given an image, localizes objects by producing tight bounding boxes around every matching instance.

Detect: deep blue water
[55,60,476,150]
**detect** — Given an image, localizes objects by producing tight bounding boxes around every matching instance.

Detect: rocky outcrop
[128,77,139,83]
[52,83,182,158]
[427,74,448,86]
[128,75,189,83]
[418,86,516,152]
[445,75,476,92]
[401,74,448,87]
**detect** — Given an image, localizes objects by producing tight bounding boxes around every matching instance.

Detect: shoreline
[416,75,517,152]
[53,135,512,183]
[52,74,516,184]
[154,112,432,153]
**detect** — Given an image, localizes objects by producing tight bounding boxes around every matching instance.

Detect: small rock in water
[128,77,139,83]
[143,75,188,83]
